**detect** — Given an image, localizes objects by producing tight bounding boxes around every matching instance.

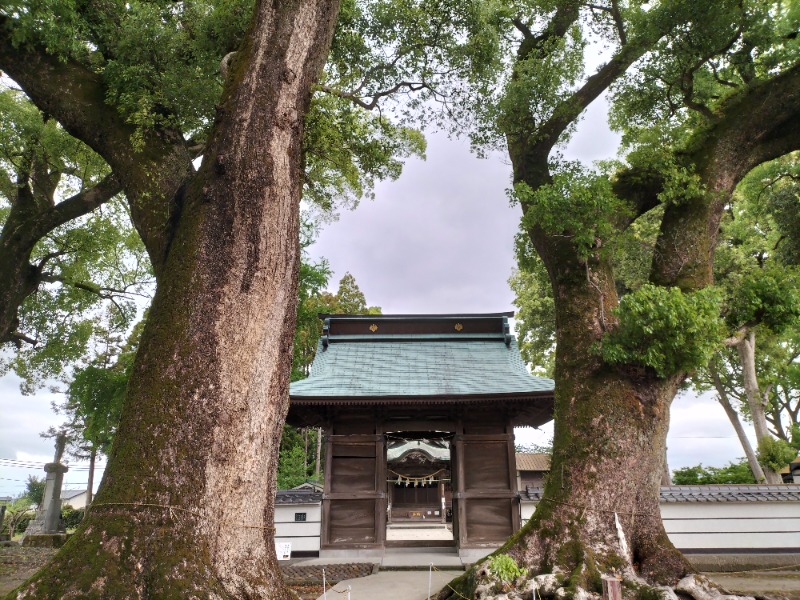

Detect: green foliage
[0,90,151,391]
[58,316,144,456]
[609,206,664,295]
[303,95,426,216]
[725,267,800,332]
[5,0,250,136]
[671,459,756,484]
[790,424,800,451]
[24,475,45,508]
[509,258,555,377]
[277,444,310,490]
[487,553,526,583]
[693,156,800,455]
[61,505,85,530]
[601,285,724,378]
[515,161,629,259]
[1,0,471,219]
[756,437,797,473]
[498,28,586,140]
[610,0,800,150]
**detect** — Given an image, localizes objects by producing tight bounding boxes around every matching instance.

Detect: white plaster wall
[520,500,800,551]
[275,503,322,552]
[61,492,87,510]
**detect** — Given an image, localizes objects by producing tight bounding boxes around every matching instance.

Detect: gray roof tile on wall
[520,485,800,502]
[275,490,323,505]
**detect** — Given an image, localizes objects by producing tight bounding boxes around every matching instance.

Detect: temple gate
[288,313,553,559]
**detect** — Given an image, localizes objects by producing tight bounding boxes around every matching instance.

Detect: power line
[0,458,105,471]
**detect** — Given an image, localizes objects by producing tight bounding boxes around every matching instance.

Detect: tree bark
[661,448,672,486]
[710,363,766,483]
[6,0,340,597]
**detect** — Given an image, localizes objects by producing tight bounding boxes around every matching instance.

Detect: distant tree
[276,446,309,490]
[283,270,381,487]
[24,475,45,508]
[333,272,381,315]
[514,441,553,455]
[3,496,36,536]
[672,460,757,485]
[692,158,800,483]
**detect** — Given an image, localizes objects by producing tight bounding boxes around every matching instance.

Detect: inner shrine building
[287,312,554,559]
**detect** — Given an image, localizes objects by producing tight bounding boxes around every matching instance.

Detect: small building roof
[521,485,800,503]
[61,489,86,500]
[388,439,450,462]
[516,453,551,472]
[276,489,323,505]
[290,314,553,400]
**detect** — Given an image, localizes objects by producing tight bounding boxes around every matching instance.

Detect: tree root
[437,561,768,600]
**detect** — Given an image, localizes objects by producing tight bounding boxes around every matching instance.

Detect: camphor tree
[0,0,486,596]
[0,0,342,596]
[433,1,800,598]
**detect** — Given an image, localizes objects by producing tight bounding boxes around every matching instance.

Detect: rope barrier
[89,502,275,532]
[538,497,658,518]
[430,564,472,600]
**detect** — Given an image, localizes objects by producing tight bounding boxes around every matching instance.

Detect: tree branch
[42,173,122,235]
[316,81,429,110]
[0,14,193,274]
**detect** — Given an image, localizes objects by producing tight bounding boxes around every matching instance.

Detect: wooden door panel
[463,441,509,490]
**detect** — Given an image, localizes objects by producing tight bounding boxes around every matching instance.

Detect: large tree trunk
[514,258,692,586]
[8,1,339,598]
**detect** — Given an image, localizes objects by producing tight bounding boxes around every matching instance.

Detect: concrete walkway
[316,570,457,600]
[294,547,467,569]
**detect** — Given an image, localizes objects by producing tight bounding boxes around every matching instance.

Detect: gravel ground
[0,545,57,595]
[0,545,373,597]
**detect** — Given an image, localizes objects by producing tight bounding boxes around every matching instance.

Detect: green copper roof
[289,335,554,399]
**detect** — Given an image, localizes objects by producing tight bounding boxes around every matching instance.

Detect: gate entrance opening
[386,434,453,545]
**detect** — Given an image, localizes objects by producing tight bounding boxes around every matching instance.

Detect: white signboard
[275,542,292,561]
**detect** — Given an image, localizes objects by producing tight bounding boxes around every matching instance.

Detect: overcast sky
[0,97,758,498]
